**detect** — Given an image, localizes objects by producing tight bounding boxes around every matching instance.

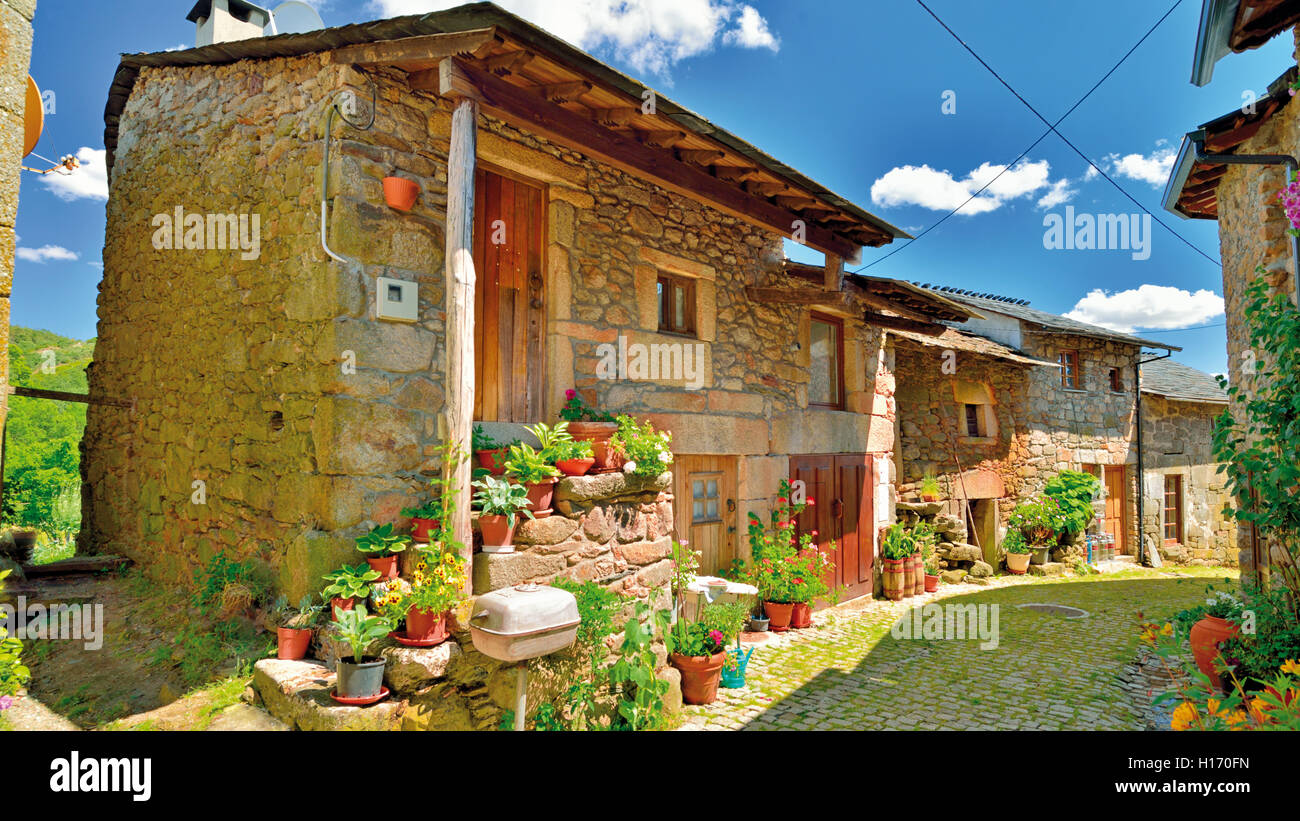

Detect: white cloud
[367,0,777,77]
[723,5,779,51]
[1104,144,1177,187]
[1035,178,1075,209]
[39,147,108,202]
[870,159,1064,215]
[16,244,79,263]
[1063,284,1225,332]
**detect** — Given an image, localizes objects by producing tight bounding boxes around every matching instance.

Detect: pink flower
[708,629,724,646]
[0,696,11,711]
[565,389,577,400]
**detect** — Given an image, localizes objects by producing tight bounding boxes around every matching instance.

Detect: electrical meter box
[376,276,418,322]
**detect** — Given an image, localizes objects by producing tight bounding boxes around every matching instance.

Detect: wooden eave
[1229,0,1300,51]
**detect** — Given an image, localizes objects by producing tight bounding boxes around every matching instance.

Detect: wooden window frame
[689,471,724,525]
[1108,367,1124,393]
[1058,349,1082,390]
[1163,474,1184,545]
[964,403,982,437]
[808,312,845,410]
[657,273,697,337]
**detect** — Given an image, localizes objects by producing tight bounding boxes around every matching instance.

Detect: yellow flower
[1160,622,1174,636]
[1280,659,1300,676]
[1171,702,1198,731]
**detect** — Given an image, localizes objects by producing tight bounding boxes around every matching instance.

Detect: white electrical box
[376,276,418,322]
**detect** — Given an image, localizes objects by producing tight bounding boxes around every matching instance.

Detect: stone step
[253,659,406,731]
[1027,562,1069,577]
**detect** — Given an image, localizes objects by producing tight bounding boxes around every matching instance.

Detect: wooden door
[790,453,874,603]
[1103,465,1126,554]
[472,167,546,422]
[674,456,738,576]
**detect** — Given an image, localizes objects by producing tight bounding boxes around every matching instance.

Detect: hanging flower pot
[671,651,726,705]
[763,600,794,632]
[382,176,420,211]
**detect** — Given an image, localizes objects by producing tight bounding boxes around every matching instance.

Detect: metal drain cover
[1015,603,1089,619]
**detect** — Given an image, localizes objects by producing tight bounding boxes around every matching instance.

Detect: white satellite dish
[265,1,324,36]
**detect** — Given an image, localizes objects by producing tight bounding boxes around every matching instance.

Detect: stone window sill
[957,436,996,445]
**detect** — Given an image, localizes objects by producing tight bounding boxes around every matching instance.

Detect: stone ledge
[555,471,673,509]
[252,659,405,731]
[382,640,461,694]
[1027,562,1069,577]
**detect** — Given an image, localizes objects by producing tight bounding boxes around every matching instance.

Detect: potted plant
[355,522,411,580]
[471,475,534,553]
[560,389,620,472]
[270,594,324,660]
[400,494,444,543]
[503,440,561,518]
[746,481,820,631]
[747,606,770,633]
[669,601,747,705]
[331,604,393,702]
[1003,530,1032,574]
[320,563,381,619]
[919,473,942,502]
[880,523,914,601]
[382,175,419,211]
[401,542,466,644]
[1008,496,1063,566]
[1180,590,1245,690]
[551,438,595,476]
[789,546,835,629]
[611,415,673,478]
[473,425,508,475]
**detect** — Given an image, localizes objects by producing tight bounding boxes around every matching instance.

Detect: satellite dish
[265,1,324,35]
[23,76,43,157]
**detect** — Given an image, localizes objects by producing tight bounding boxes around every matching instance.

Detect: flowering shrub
[612,415,673,477]
[745,479,836,603]
[558,389,615,422]
[1007,496,1066,545]
[670,621,726,657]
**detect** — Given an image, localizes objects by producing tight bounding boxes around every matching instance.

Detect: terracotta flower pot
[476,448,507,475]
[568,421,621,473]
[382,176,419,211]
[405,608,449,645]
[525,478,558,518]
[556,457,596,476]
[1006,552,1031,574]
[366,555,399,581]
[1190,615,1240,690]
[330,597,355,621]
[764,601,794,632]
[410,517,437,542]
[790,602,813,629]
[477,513,516,552]
[882,557,906,601]
[670,651,726,705]
[924,573,940,593]
[277,627,312,660]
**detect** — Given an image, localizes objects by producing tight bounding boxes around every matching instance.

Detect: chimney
[187,0,271,47]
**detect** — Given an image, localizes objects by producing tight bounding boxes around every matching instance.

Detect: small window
[1059,350,1082,390]
[691,473,722,524]
[964,403,982,437]
[809,313,843,409]
[657,274,696,336]
[1163,474,1183,544]
[1109,368,1123,393]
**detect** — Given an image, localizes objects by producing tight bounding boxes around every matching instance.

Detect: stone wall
[0,0,36,436]
[1140,394,1237,566]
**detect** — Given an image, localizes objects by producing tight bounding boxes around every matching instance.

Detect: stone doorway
[965,498,998,566]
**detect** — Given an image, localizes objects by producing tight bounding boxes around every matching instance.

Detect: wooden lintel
[746,286,855,312]
[8,385,132,408]
[541,81,592,103]
[442,58,862,258]
[863,312,947,336]
[332,28,499,70]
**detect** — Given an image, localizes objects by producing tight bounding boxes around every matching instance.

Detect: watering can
[720,645,754,689]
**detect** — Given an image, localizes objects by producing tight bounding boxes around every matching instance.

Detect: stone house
[84,2,980,608]
[1162,2,1300,583]
[891,288,1233,568]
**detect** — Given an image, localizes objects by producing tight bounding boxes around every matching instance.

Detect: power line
[1138,322,1227,333]
[856,0,1183,273]
[912,0,1222,270]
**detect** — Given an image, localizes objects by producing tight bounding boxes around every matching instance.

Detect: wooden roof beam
[744,180,785,197]
[540,81,593,103]
[483,49,534,76]
[333,28,499,68]
[594,107,638,127]
[639,129,688,149]
[712,165,761,183]
[676,148,726,166]
[864,311,947,336]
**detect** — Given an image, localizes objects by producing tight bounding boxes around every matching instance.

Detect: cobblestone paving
[682,567,1233,731]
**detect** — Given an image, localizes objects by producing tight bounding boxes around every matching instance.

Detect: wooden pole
[443,90,479,595]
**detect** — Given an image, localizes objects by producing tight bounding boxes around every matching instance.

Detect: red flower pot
[568,421,621,473]
[791,602,813,629]
[404,608,449,645]
[670,652,726,705]
[1190,615,1240,690]
[366,555,399,581]
[525,478,558,518]
[330,597,355,621]
[478,513,516,551]
[556,457,596,477]
[277,627,312,660]
[924,573,939,593]
[764,600,794,632]
[410,517,437,542]
[382,176,420,211]
[476,448,507,475]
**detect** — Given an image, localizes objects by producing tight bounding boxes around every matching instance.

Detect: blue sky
[14,0,1297,375]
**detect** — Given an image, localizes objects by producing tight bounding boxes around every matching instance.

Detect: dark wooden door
[790,453,874,603]
[472,167,545,422]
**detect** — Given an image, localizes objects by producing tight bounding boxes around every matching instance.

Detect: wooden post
[442,77,480,595]
[823,253,844,292]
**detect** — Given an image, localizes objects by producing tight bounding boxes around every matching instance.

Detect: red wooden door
[790,453,874,603]
[1103,465,1127,554]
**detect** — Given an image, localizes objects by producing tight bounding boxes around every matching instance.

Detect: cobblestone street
[683,567,1231,731]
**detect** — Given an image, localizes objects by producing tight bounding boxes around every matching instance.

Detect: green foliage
[1171,583,1243,636]
[332,604,392,664]
[354,522,410,558]
[524,421,573,461]
[151,619,271,689]
[1043,470,1100,535]
[502,442,561,484]
[611,415,673,477]
[670,540,699,606]
[698,600,749,644]
[1222,588,1300,682]
[320,563,381,601]
[190,551,267,616]
[1007,496,1066,545]
[551,579,623,664]
[471,475,534,528]
[548,439,593,461]
[270,595,323,630]
[558,389,615,422]
[880,523,915,560]
[0,571,31,700]
[472,424,500,452]
[1002,528,1032,554]
[919,473,942,498]
[607,605,672,730]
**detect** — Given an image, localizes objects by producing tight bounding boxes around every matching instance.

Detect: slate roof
[890,327,1059,368]
[1140,358,1228,403]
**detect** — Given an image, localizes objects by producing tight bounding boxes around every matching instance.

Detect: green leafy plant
[1007,496,1066,546]
[1002,528,1032,554]
[0,570,31,703]
[1221,587,1300,683]
[354,522,411,558]
[471,475,535,528]
[549,439,594,461]
[524,421,573,459]
[559,388,616,422]
[919,473,942,499]
[698,600,749,645]
[880,523,915,561]
[611,415,673,477]
[400,494,445,521]
[405,541,467,615]
[472,424,501,452]
[321,563,382,602]
[270,594,323,630]
[190,551,267,616]
[606,605,672,730]
[503,443,561,484]
[332,604,392,664]
[1043,470,1100,535]
[670,540,700,611]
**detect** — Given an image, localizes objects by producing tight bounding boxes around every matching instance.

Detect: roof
[187,1,270,24]
[104,2,907,257]
[917,288,1180,351]
[891,326,1058,368]
[1191,0,1300,86]
[1164,66,1296,219]
[1140,358,1228,403]
[780,261,982,324]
